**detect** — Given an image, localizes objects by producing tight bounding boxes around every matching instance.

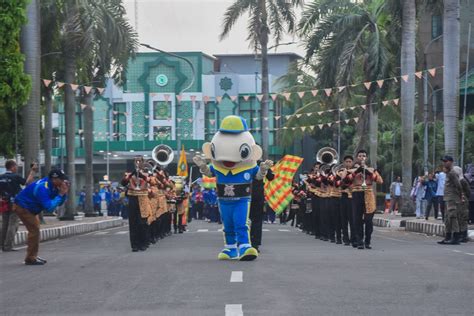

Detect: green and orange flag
[264,155,304,214]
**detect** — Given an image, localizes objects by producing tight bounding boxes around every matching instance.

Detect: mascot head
[202,115,262,170]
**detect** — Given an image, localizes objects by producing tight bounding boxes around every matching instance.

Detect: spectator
[0,160,37,252]
[412,175,426,219]
[434,169,446,220]
[389,176,402,214]
[13,169,69,265]
[93,189,102,215]
[423,173,438,220]
[464,164,474,223]
[78,187,86,211]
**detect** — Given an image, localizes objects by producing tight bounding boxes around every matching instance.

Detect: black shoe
[438,233,452,244]
[132,248,139,252]
[37,257,47,263]
[314,235,321,239]
[336,240,342,244]
[178,230,184,234]
[365,244,372,249]
[344,242,351,246]
[460,231,469,243]
[330,239,336,243]
[25,258,45,265]
[447,233,460,245]
[352,243,358,248]
[139,246,147,251]
[357,244,365,249]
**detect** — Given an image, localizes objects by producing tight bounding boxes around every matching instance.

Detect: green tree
[220,0,303,159]
[0,0,31,157]
[298,0,393,167]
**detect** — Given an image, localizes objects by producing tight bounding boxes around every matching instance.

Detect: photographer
[13,169,69,265]
[0,160,38,252]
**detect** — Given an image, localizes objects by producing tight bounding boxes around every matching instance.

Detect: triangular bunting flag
[80,104,87,110]
[257,94,263,102]
[230,95,238,102]
[188,118,193,123]
[177,118,182,122]
[309,126,315,131]
[324,88,332,97]
[363,82,372,90]
[70,84,79,91]
[297,91,305,99]
[145,115,149,119]
[415,71,423,79]
[296,114,302,118]
[306,113,312,117]
[243,95,250,102]
[311,90,318,97]
[401,75,409,82]
[285,115,292,120]
[428,68,436,77]
[252,117,258,122]
[91,106,95,112]
[113,111,118,115]
[97,87,105,94]
[354,117,359,123]
[338,86,345,92]
[209,119,215,125]
[78,129,83,134]
[345,119,350,124]
[382,100,389,107]
[283,92,291,101]
[42,79,52,87]
[83,86,92,94]
[292,127,297,131]
[112,120,117,125]
[274,116,281,121]
[393,98,400,105]
[56,82,65,88]
[318,124,324,129]
[271,94,278,101]
[190,95,197,103]
[301,126,306,132]
[376,80,384,88]
[203,96,210,104]
[216,96,222,103]
[360,104,367,110]
[263,117,268,121]
[317,111,323,116]
[176,95,182,103]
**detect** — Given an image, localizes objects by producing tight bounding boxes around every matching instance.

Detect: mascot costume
[193,115,273,261]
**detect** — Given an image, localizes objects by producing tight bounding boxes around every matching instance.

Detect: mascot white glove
[256,160,274,180]
[193,156,213,177]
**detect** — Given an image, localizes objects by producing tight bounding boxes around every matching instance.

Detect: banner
[264,155,304,215]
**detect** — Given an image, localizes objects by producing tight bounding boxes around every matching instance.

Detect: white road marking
[452,250,462,253]
[218,228,223,232]
[197,229,209,232]
[278,229,290,232]
[465,253,474,256]
[262,229,270,232]
[230,271,243,283]
[94,231,109,235]
[225,304,243,316]
[115,231,128,235]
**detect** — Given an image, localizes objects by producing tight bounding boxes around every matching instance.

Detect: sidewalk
[373,213,474,238]
[11,213,126,246]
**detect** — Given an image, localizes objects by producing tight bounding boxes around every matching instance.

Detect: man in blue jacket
[14,169,69,265]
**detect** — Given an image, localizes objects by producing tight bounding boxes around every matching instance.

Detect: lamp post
[460,23,471,168]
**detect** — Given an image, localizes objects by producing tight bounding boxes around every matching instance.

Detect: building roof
[214,52,303,59]
[136,51,217,61]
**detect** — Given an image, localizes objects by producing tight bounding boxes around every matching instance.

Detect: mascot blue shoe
[218,246,239,260]
[193,115,273,262]
[238,245,258,261]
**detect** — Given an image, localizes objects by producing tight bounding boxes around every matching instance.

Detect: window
[153,126,172,140]
[113,102,127,141]
[153,101,171,120]
[431,15,442,39]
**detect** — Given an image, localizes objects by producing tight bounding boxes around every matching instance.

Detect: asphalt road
[1,220,473,316]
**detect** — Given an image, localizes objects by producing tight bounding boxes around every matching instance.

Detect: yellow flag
[177,145,188,177]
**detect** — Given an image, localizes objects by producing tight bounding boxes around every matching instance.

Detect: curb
[404,220,445,237]
[14,218,125,246]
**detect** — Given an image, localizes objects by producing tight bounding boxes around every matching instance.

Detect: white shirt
[394,183,401,196]
[435,172,446,196]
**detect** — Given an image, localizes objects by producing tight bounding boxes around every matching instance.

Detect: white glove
[193,156,212,177]
[256,160,274,180]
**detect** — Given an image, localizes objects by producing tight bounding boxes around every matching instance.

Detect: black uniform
[250,169,274,250]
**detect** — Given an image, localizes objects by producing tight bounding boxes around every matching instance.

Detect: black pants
[311,196,320,237]
[250,200,264,247]
[433,196,445,220]
[340,194,351,243]
[287,208,297,226]
[331,197,342,242]
[352,192,374,246]
[319,198,329,240]
[127,196,149,249]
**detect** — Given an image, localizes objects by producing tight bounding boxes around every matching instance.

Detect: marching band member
[336,155,354,246]
[350,150,383,249]
[328,168,341,244]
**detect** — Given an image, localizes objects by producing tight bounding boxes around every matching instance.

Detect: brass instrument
[319,164,332,177]
[316,147,339,177]
[331,163,347,178]
[152,144,174,168]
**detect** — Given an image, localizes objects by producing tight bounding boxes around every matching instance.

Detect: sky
[123,0,304,56]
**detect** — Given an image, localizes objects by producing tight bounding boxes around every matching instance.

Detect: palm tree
[220,0,304,159]
[443,0,460,161]
[399,0,417,216]
[77,1,138,215]
[299,0,393,167]
[20,0,41,175]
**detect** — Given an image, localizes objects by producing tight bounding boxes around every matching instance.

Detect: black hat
[440,155,454,162]
[48,169,68,180]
